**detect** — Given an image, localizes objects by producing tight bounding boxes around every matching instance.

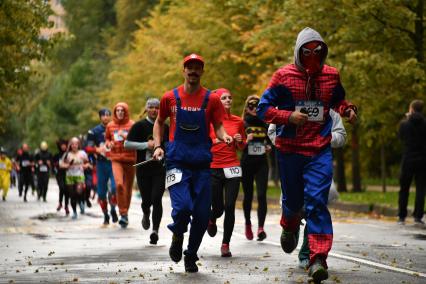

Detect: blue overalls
[166,88,212,257]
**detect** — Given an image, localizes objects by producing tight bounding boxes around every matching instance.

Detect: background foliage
[1,0,425,186]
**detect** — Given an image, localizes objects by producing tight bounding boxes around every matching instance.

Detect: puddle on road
[28,233,49,239]
[30,213,63,221]
[413,234,426,240]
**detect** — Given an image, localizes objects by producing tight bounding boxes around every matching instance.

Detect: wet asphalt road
[1,179,425,283]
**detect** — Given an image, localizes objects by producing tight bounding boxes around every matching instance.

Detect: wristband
[153,145,162,151]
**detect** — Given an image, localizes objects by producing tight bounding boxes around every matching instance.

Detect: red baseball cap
[183,53,204,67]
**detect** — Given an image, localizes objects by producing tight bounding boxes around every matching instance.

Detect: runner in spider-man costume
[257,27,357,282]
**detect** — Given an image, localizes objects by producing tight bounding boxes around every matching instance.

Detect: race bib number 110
[165,168,183,189]
[223,166,242,179]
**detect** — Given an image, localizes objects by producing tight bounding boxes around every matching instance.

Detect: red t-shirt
[159,85,226,142]
[210,114,246,168]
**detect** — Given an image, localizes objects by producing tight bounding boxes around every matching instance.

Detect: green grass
[338,191,424,210]
[263,185,424,210]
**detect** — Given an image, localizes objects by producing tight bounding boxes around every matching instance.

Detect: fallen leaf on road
[48,251,55,256]
[263,267,268,272]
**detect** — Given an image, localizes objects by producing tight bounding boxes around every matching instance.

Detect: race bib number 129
[165,168,183,189]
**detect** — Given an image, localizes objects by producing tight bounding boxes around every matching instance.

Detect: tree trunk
[351,124,362,192]
[334,148,347,192]
[380,143,387,193]
[415,0,424,64]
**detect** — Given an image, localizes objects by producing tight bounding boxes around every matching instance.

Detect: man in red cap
[153,53,232,272]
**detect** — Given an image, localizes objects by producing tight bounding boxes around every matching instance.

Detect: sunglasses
[301,44,322,56]
[247,102,258,110]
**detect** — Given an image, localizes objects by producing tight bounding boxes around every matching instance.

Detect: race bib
[113,130,128,142]
[39,165,48,172]
[0,163,6,170]
[223,166,242,179]
[165,168,183,189]
[295,101,324,122]
[248,143,266,155]
[22,160,30,167]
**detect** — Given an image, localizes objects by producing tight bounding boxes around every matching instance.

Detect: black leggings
[56,174,69,207]
[67,183,84,214]
[20,172,33,199]
[37,172,49,200]
[241,160,268,228]
[136,172,165,231]
[210,168,240,244]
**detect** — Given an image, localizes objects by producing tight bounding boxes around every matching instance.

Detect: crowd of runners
[0,28,361,283]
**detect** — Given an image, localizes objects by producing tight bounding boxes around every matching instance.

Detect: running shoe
[103,213,110,225]
[221,243,232,257]
[280,227,300,253]
[86,199,92,208]
[150,231,159,245]
[184,253,199,273]
[207,220,217,237]
[257,227,267,241]
[65,206,70,216]
[110,207,118,223]
[298,258,309,270]
[414,218,425,226]
[72,212,78,220]
[308,257,328,283]
[169,234,183,263]
[142,213,150,230]
[24,196,27,202]
[245,224,253,240]
[119,215,129,228]
[2,196,5,201]
[397,217,405,225]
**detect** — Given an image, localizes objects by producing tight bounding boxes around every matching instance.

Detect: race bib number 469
[165,168,183,189]
[295,101,324,122]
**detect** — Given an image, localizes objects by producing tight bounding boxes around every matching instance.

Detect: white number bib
[295,101,324,122]
[22,160,30,167]
[113,130,128,142]
[248,143,266,155]
[223,166,242,179]
[165,168,183,189]
[0,163,6,170]
[39,165,48,172]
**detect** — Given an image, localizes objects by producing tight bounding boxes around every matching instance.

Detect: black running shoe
[169,234,183,263]
[280,227,300,253]
[150,231,159,245]
[308,257,328,283]
[184,253,199,273]
[103,213,110,225]
[207,220,217,237]
[110,207,118,223]
[142,213,150,230]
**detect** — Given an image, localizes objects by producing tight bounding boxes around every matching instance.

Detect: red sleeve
[209,123,217,141]
[159,92,171,120]
[208,93,225,126]
[85,146,96,154]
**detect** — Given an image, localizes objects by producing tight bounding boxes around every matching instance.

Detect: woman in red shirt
[206,88,246,257]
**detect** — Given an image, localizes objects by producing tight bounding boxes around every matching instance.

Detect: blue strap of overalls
[173,88,211,110]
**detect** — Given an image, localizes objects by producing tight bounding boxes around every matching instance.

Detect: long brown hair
[241,95,260,118]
